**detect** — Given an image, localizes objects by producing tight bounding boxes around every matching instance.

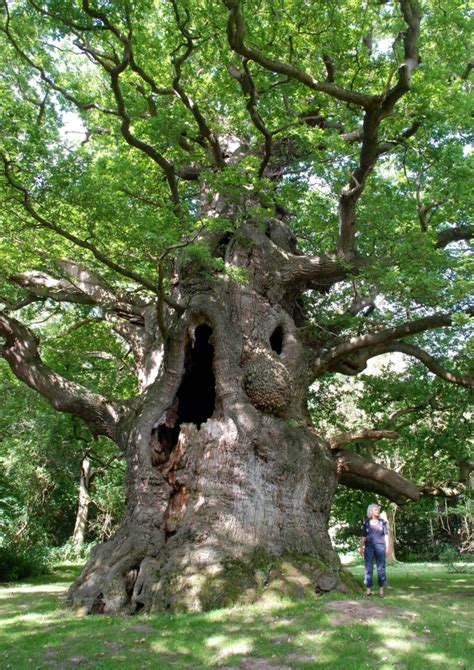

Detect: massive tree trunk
[68,222,352,614]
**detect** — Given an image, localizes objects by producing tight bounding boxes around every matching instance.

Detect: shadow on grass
[0,564,472,669]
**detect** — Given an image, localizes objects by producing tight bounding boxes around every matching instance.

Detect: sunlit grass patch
[0,563,472,669]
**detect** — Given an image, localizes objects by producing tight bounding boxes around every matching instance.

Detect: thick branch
[279,252,358,290]
[318,312,459,374]
[368,342,474,390]
[329,430,399,449]
[222,0,375,108]
[337,1,421,261]
[337,108,380,260]
[9,271,96,305]
[435,225,474,248]
[380,0,421,116]
[338,471,411,505]
[0,312,122,439]
[419,481,466,498]
[335,448,421,502]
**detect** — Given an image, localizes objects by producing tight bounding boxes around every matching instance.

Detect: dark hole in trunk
[270,325,284,354]
[217,231,233,259]
[178,324,216,427]
[91,594,105,614]
[152,325,216,460]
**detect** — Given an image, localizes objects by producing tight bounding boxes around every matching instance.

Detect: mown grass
[0,561,472,669]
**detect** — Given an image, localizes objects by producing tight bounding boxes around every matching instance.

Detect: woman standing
[360,503,389,597]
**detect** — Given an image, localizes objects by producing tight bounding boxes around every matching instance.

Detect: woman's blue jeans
[364,543,387,587]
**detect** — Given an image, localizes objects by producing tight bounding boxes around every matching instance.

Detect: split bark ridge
[0,0,472,613]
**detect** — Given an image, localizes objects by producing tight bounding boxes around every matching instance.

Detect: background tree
[0,364,125,579]
[0,0,472,612]
[318,357,473,560]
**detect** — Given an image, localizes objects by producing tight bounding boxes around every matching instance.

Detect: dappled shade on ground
[0,563,472,669]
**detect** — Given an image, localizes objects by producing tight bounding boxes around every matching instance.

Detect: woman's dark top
[361,518,388,547]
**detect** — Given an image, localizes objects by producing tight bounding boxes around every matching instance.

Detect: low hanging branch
[0,312,123,439]
[328,430,400,450]
[314,311,474,391]
[336,450,466,503]
[335,448,421,503]
[1,156,182,316]
[420,481,466,498]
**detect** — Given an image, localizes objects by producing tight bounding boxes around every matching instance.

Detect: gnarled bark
[69,281,349,613]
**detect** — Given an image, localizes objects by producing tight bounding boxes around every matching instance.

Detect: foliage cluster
[317,358,472,560]
[0,363,124,581]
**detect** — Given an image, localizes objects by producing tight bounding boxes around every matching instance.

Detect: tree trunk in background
[385,504,398,564]
[72,454,91,548]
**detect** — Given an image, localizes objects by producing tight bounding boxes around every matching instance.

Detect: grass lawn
[0,561,472,669]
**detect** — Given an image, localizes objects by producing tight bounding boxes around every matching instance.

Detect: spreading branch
[335,448,421,503]
[329,430,399,449]
[228,60,273,177]
[0,312,123,439]
[170,0,225,169]
[1,156,183,314]
[367,342,474,390]
[1,1,119,116]
[313,310,474,390]
[223,0,375,108]
[435,225,474,248]
[337,453,466,503]
[318,312,463,370]
[337,1,421,261]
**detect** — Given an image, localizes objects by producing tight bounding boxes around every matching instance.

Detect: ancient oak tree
[0,0,472,612]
